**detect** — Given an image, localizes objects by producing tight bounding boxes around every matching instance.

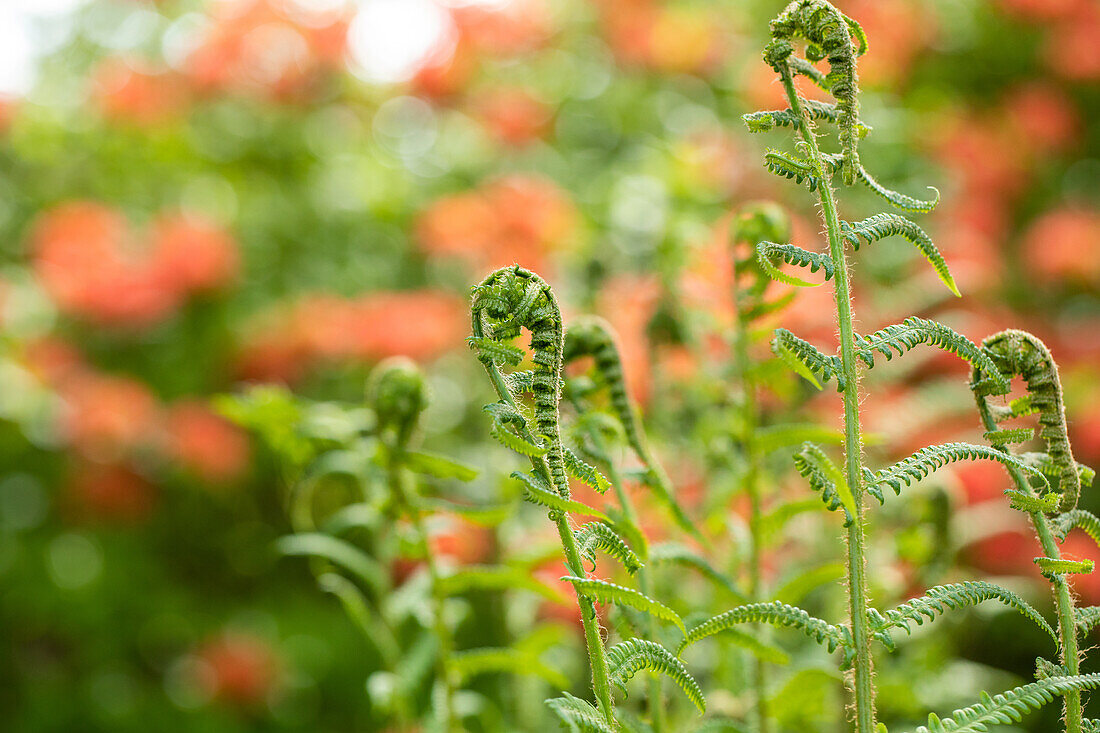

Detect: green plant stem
[780,66,876,733]
[595,435,664,733]
[976,407,1082,732]
[476,360,617,726]
[389,448,456,732]
[731,289,770,733]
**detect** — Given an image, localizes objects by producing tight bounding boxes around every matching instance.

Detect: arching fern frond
[853,318,1006,395]
[983,428,1034,446]
[863,442,1048,503]
[512,470,611,522]
[1019,453,1096,490]
[794,442,855,525]
[855,164,939,213]
[467,335,524,366]
[1035,557,1094,576]
[870,581,1056,644]
[563,576,686,634]
[606,639,706,713]
[1075,606,1100,637]
[546,693,615,733]
[565,447,612,494]
[763,149,830,192]
[576,522,643,575]
[755,241,835,287]
[772,329,844,391]
[1053,510,1100,547]
[911,674,1100,733]
[679,602,849,658]
[744,99,870,136]
[840,213,958,296]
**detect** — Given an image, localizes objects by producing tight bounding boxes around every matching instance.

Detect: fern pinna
[738,2,1096,731]
[222,361,565,733]
[967,329,1098,732]
[470,265,704,730]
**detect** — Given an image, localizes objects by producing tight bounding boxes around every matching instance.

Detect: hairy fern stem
[779,65,876,732]
[470,298,617,726]
[975,400,1082,732]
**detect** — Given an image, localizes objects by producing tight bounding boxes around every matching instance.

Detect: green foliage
[563,576,686,635]
[546,693,616,733]
[647,544,748,603]
[869,581,1056,646]
[679,602,849,659]
[912,674,1100,733]
[864,443,1048,503]
[794,442,855,524]
[606,639,706,713]
[577,522,643,575]
[771,329,845,391]
[840,214,959,296]
[511,470,611,521]
[854,318,1004,389]
[755,241,835,287]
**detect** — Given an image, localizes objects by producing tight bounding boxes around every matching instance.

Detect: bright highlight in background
[347,0,456,85]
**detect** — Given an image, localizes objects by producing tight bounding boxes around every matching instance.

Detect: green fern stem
[779,64,876,732]
[976,401,1082,731]
[471,322,617,727]
[592,435,665,733]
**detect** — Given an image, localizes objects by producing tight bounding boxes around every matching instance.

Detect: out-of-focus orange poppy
[162,401,250,484]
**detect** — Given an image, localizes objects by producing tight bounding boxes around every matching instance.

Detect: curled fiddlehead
[971,329,1080,512]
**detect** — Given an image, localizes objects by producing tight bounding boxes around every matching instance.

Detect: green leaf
[854,164,939,213]
[864,442,1048,504]
[439,565,568,604]
[565,447,612,494]
[277,533,388,596]
[841,214,958,296]
[606,638,706,713]
[545,693,614,733]
[755,241,834,288]
[794,442,855,525]
[403,450,478,481]
[774,563,844,605]
[562,576,685,635]
[512,471,611,522]
[772,330,844,391]
[679,602,848,657]
[448,647,568,689]
[870,581,1056,644]
[912,674,1100,733]
[576,522,643,574]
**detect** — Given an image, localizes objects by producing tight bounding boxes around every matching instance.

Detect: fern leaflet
[911,674,1100,733]
[606,638,706,713]
[679,601,849,657]
[563,576,686,634]
[755,241,835,287]
[841,213,958,296]
[576,522,643,574]
[772,329,844,391]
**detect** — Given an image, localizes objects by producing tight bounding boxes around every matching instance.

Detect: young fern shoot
[738,3,1094,731]
[470,266,705,730]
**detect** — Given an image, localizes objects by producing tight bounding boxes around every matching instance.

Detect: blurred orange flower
[162,401,250,484]
[1021,207,1100,285]
[91,58,189,125]
[416,175,578,273]
[58,372,161,461]
[195,633,279,707]
[470,88,552,147]
[65,461,157,524]
[184,0,350,101]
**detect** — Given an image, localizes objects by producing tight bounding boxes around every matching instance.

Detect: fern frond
[863,442,1048,504]
[484,402,548,457]
[763,149,830,192]
[563,576,686,634]
[912,674,1100,733]
[1034,557,1094,576]
[853,318,1006,395]
[1019,452,1096,491]
[576,522,643,575]
[606,639,706,713]
[1005,489,1060,514]
[565,447,612,494]
[1075,606,1100,636]
[467,336,524,366]
[546,693,615,733]
[755,241,835,287]
[794,442,855,525]
[648,543,749,603]
[840,214,958,296]
[1054,510,1100,546]
[973,329,1080,511]
[679,601,848,657]
[983,428,1034,446]
[744,99,870,136]
[870,581,1056,644]
[772,329,844,391]
[512,470,611,522]
[855,164,939,213]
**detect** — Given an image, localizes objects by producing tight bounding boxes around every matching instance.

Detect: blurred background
[0,0,1096,731]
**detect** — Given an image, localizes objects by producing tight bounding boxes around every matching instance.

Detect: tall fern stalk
[774,23,876,733]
